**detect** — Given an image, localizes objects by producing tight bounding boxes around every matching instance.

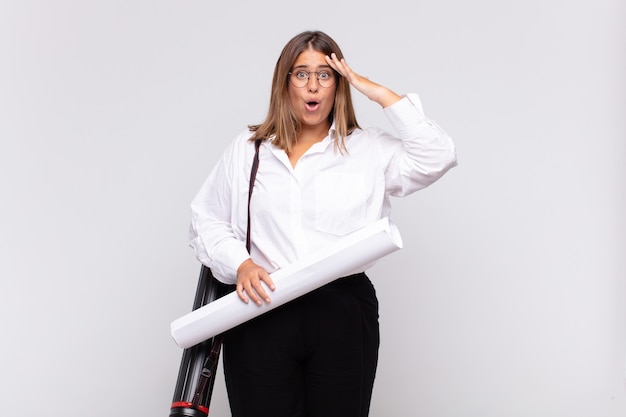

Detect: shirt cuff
[383,93,428,138]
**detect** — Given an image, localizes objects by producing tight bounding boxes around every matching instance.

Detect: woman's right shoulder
[232,128,257,145]
[221,128,258,159]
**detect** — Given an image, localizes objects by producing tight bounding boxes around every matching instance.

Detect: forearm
[369,84,403,108]
[383,93,457,194]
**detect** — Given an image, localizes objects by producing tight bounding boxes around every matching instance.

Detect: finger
[260,271,276,291]
[243,282,262,306]
[339,58,360,81]
[252,281,271,304]
[328,54,360,84]
[236,284,249,304]
[326,53,346,75]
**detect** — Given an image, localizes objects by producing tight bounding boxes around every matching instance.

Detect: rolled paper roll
[171,217,403,348]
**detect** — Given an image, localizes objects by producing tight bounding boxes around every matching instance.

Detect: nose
[307,75,320,92]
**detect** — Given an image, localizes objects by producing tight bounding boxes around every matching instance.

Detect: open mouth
[305,100,320,111]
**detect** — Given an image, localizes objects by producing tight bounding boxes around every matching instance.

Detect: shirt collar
[266,122,337,146]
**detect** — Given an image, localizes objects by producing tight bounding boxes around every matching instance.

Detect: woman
[189,30,457,417]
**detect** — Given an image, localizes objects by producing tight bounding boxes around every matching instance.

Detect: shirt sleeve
[188,131,253,284]
[382,93,458,196]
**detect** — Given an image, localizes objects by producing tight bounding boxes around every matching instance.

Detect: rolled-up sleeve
[188,134,252,284]
[382,93,457,196]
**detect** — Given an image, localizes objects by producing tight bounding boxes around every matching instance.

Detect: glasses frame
[288,70,337,88]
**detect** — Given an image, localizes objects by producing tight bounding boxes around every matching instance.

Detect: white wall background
[1,1,624,416]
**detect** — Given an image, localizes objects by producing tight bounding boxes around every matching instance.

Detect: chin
[302,115,329,127]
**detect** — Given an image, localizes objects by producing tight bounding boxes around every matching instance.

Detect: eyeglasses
[288,70,336,88]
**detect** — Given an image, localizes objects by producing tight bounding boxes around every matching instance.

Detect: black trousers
[222,273,380,417]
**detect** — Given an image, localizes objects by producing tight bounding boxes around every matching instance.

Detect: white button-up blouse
[189,93,457,284]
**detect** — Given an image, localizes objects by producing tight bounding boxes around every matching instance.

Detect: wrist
[237,258,253,274]
[376,88,402,108]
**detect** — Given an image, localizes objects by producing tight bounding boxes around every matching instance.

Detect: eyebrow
[292,64,333,71]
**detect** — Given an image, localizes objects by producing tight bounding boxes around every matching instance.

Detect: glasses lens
[291,71,308,87]
[318,71,335,87]
[290,71,335,88]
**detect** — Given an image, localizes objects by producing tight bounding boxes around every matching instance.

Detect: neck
[287,123,330,168]
[296,122,330,145]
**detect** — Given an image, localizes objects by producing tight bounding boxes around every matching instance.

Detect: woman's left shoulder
[344,126,399,157]
[347,126,396,144]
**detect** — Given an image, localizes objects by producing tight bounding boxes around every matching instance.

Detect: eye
[295,71,309,80]
[318,71,331,80]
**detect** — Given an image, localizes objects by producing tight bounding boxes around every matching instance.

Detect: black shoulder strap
[246,139,262,252]
[188,138,262,411]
